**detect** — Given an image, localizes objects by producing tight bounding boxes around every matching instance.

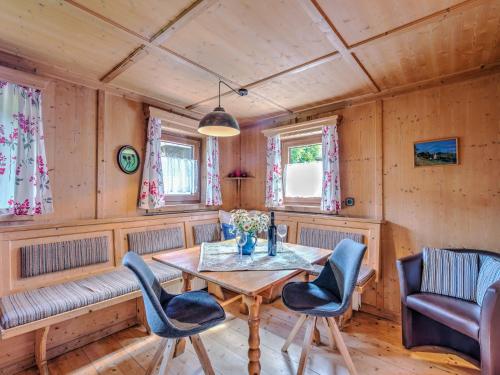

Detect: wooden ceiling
[0,0,498,123]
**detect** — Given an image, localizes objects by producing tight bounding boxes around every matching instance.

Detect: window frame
[281,134,322,206]
[161,132,201,204]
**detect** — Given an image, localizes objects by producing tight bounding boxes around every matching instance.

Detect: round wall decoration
[117,145,140,174]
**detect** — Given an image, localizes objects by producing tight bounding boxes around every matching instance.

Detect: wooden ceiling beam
[149,0,218,45]
[100,46,148,83]
[98,0,217,83]
[240,61,500,127]
[349,0,481,50]
[0,49,204,120]
[64,0,292,116]
[190,0,482,114]
[186,51,341,110]
[299,0,380,92]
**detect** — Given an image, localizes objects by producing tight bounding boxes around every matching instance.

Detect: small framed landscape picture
[414,138,458,167]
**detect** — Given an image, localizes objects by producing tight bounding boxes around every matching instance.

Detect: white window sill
[146,203,219,215]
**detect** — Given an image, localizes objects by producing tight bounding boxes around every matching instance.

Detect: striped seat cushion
[420,248,479,302]
[21,237,109,278]
[476,256,500,306]
[299,228,363,250]
[128,227,184,255]
[193,223,221,245]
[309,264,375,286]
[0,261,181,330]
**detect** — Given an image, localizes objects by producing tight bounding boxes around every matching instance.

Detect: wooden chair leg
[312,320,321,346]
[35,326,50,375]
[321,317,336,350]
[281,314,307,352]
[297,317,316,375]
[157,338,177,375]
[145,338,168,375]
[190,334,215,375]
[137,298,151,335]
[327,317,358,375]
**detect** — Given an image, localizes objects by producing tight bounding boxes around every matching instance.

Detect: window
[282,135,323,205]
[160,134,201,203]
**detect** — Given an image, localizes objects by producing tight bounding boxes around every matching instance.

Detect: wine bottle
[268,211,277,256]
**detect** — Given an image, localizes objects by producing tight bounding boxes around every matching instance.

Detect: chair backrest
[122,252,173,334]
[314,238,367,313]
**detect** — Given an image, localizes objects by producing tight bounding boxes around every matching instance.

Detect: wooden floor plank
[15,301,479,375]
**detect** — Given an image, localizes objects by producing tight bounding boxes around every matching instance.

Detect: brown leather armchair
[396,249,500,375]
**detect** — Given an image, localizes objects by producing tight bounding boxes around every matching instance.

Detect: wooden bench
[0,265,181,374]
[0,227,192,374]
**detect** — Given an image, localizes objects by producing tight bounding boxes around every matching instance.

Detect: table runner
[198,240,315,272]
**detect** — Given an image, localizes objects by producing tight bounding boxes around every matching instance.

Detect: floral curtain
[139,117,165,209]
[321,125,341,213]
[265,134,283,207]
[0,81,53,216]
[205,136,222,206]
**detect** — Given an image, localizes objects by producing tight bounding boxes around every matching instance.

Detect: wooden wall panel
[102,95,146,218]
[239,72,500,320]
[33,80,98,224]
[239,124,267,211]
[218,135,241,210]
[380,73,500,317]
[52,82,98,220]
[239,102,379,218]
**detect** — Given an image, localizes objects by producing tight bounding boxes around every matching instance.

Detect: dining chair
[281,238,367,375]
[123,252,225,375]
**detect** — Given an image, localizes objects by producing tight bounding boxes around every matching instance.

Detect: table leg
[174,272,194,358]
[243,295,262,375]
[182,272,194,292]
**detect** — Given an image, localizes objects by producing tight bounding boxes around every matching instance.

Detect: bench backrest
[192,222,221,245]
[21,236,109,278]
[127,227,184,255]
[298,227,363,251]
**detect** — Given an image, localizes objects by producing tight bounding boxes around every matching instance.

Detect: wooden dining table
[153,243,332,375]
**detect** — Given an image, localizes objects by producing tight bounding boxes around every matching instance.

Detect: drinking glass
[235,231,247,260]
[277,224,287,252]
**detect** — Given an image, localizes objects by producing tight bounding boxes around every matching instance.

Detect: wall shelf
[223,176,255,206]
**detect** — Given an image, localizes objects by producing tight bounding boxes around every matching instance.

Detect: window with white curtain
[282,135,323,205]
[160,134,201,203]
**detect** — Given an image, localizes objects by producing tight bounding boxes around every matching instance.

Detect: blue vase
[241,232,257,255]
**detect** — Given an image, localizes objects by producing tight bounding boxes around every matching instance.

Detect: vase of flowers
[230,209,270,255]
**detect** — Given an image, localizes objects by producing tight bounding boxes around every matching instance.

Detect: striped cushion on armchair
[420,248,479,302]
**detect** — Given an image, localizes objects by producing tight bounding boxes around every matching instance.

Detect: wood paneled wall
[240,73,500,320]
[240,101,381,218]
[0,73,239,228]
[379,73,500,317]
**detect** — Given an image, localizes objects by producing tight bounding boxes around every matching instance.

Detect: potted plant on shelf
[230,209,270,255]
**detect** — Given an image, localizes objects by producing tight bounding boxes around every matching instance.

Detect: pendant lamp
[198,80,248,137]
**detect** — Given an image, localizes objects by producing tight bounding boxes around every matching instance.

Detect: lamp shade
[198,106,240,137]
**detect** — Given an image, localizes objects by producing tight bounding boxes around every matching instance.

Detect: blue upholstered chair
[281,239,367,375]
[123,252,225,375]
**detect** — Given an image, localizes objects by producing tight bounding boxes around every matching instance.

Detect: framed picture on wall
[414,138,458,167]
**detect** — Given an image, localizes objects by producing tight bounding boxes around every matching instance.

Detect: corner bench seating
[0,213,381,374]
[0,261,181,331]
[300,227,376,293]
[0,228,185,375]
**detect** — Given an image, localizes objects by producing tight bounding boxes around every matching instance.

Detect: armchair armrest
[480,280,500,375]
[396,253,423,304]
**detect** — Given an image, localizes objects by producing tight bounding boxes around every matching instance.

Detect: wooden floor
[18,300,479,375]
